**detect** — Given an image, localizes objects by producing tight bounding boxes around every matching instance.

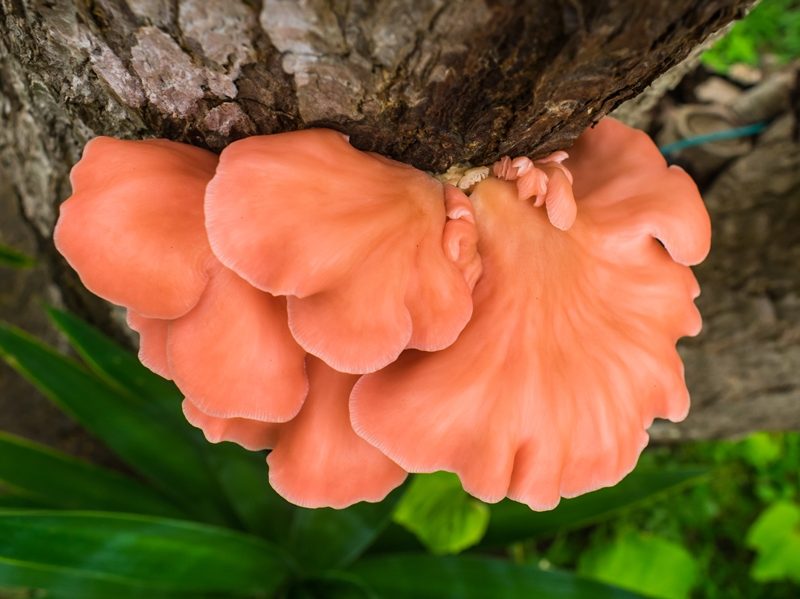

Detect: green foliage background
[702,0,800,72]
[518,433,800,598]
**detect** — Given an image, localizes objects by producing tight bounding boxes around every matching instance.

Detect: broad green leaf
[374,467,706,553]
[46,307,182,416]
[286,573,372,599]
[288,487,405,572]
[0,432,182,517]
[578,532,698,599]
[746,501,800,583]
[1,565,222,599]
[739,432,782,470]
[481,468,706,547]
[203,443,295,542]
[0,492,50,509]
[0,510,293,597]
[45,309,266,530]
[0,322,230,524]
[393,472,489,555]
[0,244,34,269]
[349,555,644,598]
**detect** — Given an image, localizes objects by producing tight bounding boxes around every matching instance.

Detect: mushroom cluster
[54,118,710,509]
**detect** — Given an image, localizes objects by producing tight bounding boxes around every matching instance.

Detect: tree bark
[3,0,786,458]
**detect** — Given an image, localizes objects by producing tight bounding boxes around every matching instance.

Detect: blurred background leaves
[392,471,489,555]
[577,532,698,599]
[746,501,800,584]
[702,0,800,73]
[0,243,34,270]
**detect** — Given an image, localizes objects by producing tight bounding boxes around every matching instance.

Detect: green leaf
[0,244,35,269]
[288,487,405,572]
[701,0,800,71]
[202,443,295,542]
[393,472,489,555]
[0,432,182,517]
[739,432,782,470]
[372,468,706,554]
[349,555,644,598]
[480,468,706,547]
[45,310,259,530]
[2,567,222,599]
[746,501,800,583]
[577,532,698,599]
[0,510,292,597]
[46,308,182,417]
[287,573,372,599]
[0,322,229,524]
[0,493,50,509]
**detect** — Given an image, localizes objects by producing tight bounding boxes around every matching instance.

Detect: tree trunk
[3,0,785,459]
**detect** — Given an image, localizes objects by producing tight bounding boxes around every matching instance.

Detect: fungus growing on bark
[54,118,710,511]
[53,138,308,424]
[54,135,407,508]
[54,137,218,320]
[204,129,480,374]
[351,118,711,510]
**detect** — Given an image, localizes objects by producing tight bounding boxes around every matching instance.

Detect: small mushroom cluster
[55,119,710,509]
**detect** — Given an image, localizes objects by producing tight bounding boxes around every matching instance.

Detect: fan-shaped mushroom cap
[351,118,711,510]
[205,129,480,374]
[267,357,407,508]
[56,136,310,424]
[55,138,217,319]
[181,356,407,508]
[167,265,308,423]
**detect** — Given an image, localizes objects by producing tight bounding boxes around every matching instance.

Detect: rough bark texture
[2,0,791,459]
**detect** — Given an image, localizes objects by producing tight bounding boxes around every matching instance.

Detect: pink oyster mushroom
[493,150,577,231]
[54,118,710,510]
[54,136,409,508]
[205,129,481,374]
[352,118,711,509]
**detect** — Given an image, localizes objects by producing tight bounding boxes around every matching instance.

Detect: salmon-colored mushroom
[351,118,711,510]
[205,129,480,374]
[138,311,405,507]
[55,136,406,508]
[267,357,407,509]
[55,138,218,320]
[126,311,170,379]
[183,398,281,451]
[181,356,407,508]
[55,138,308,424]
[493,150,577,231]
[167,265,307,423]
[55,118,711,511]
